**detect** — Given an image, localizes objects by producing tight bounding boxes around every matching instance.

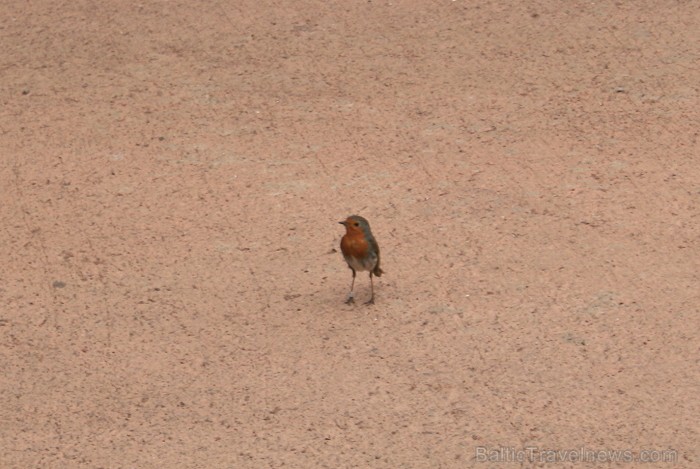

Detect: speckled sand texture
[1,1,698,467]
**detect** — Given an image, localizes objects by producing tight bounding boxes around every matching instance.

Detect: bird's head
[339,215,370,235]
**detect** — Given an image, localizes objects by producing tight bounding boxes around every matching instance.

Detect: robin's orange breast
[341,233,378,272]
[341,233,369,259]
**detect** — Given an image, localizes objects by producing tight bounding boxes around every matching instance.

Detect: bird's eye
[354,222,359,227]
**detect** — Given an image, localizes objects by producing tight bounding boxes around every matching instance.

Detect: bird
[339,215,383,304]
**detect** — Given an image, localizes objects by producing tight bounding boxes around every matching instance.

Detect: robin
[339,215,383,304]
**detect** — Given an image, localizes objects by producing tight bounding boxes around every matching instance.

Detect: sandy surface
[1,1,698,467]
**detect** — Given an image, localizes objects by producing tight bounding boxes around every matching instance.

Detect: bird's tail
[373,266,383,277]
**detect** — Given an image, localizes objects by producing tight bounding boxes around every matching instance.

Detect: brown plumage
[339,215,383,304]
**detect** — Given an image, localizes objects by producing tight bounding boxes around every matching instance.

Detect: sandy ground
[1,1,698,467]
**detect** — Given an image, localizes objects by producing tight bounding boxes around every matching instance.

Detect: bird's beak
[338,221,346,225]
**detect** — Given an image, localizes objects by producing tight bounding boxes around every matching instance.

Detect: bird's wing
[368,235,382,275]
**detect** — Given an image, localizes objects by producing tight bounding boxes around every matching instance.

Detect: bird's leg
[345,268,356,304]
[365,272,375,305]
